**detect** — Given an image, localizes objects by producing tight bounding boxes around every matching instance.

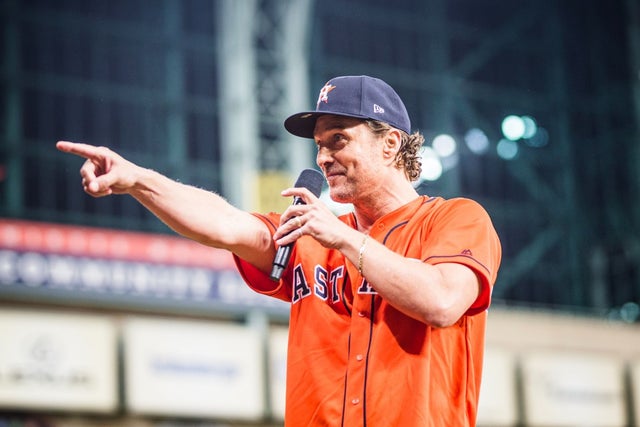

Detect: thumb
[84,171,117,196]
[87,179,106,194]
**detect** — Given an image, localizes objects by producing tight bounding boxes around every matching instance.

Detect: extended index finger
[56,141,102,160]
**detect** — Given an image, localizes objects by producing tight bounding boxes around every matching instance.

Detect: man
[58,75,501,426]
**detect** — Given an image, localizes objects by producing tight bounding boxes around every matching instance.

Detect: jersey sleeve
[422,198,502,316]
[232,212,291,302]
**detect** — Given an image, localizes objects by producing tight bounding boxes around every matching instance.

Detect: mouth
[324,173,344,185]
[323,168,344,179]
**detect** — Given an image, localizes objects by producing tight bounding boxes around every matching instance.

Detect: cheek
[358,146,384,169]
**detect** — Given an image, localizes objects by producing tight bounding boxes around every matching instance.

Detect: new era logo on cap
[284,75,411,139]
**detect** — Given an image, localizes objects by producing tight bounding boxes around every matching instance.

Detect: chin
[329,189,353,205]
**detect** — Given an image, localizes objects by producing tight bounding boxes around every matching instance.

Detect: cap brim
[284,112,321,139]
[284,111,370,139]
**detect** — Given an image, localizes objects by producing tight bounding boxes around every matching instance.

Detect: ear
[381,129,402,164]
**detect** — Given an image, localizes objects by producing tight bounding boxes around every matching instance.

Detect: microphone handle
[270,243,292,281]
[269,197,304,281]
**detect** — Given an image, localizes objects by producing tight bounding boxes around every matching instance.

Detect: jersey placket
[342,222,391,426]
[342,272,377,426]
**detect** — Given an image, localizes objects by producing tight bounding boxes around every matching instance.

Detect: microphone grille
[294,169,324,198]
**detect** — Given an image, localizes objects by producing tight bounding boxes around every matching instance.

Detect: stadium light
[419,146,443,181]
[501,115,526,141]
[497,138,519,160]
[464,128,490,155]
[432,134,457,158]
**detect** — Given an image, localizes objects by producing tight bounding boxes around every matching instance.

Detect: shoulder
[429,196,490,217]
[419,197,496,233]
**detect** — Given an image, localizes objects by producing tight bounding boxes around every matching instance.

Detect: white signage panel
[476,347,518,426]
[0,309,117,412]
[123,317,265,420]
[521,351,625,427]
[268,326,288,420]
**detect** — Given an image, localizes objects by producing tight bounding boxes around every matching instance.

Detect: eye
[316,131,347,152]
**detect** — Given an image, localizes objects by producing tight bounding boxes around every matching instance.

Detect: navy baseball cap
[284,75,411,139]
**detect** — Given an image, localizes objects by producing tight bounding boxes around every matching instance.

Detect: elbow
[421,301,465,328]
[425,315,459,329]
[428,315,462,329]
[417,265,481,327]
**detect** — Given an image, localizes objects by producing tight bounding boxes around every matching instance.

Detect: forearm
[340,231,479,327]
[129,168,275,271]
[129,168,226,243]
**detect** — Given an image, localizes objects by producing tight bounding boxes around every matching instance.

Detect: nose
[316,146,332,169]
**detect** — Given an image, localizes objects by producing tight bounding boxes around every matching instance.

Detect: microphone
[270,169,325,281]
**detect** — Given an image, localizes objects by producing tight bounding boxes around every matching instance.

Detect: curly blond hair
[365,120,424,181]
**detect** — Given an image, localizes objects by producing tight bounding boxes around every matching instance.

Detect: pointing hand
[56,141,141,197]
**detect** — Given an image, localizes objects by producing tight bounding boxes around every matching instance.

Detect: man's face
[313,115,383,204]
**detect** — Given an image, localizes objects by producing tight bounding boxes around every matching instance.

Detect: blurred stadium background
[0,0,639,426]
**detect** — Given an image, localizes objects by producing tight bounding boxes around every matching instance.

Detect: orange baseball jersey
[233,195,501,426]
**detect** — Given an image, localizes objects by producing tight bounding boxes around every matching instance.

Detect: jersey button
[351,398,360,405]
[358,311,366,317]
[355,354,364,361]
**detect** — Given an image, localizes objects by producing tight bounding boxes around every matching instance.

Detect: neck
[352,180,419,234]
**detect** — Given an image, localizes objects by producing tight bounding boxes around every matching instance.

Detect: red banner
[0,219,235,270]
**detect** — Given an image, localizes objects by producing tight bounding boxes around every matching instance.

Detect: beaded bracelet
[358,235,369,275]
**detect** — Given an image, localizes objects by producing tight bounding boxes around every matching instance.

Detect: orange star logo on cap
[316,83,336,108]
